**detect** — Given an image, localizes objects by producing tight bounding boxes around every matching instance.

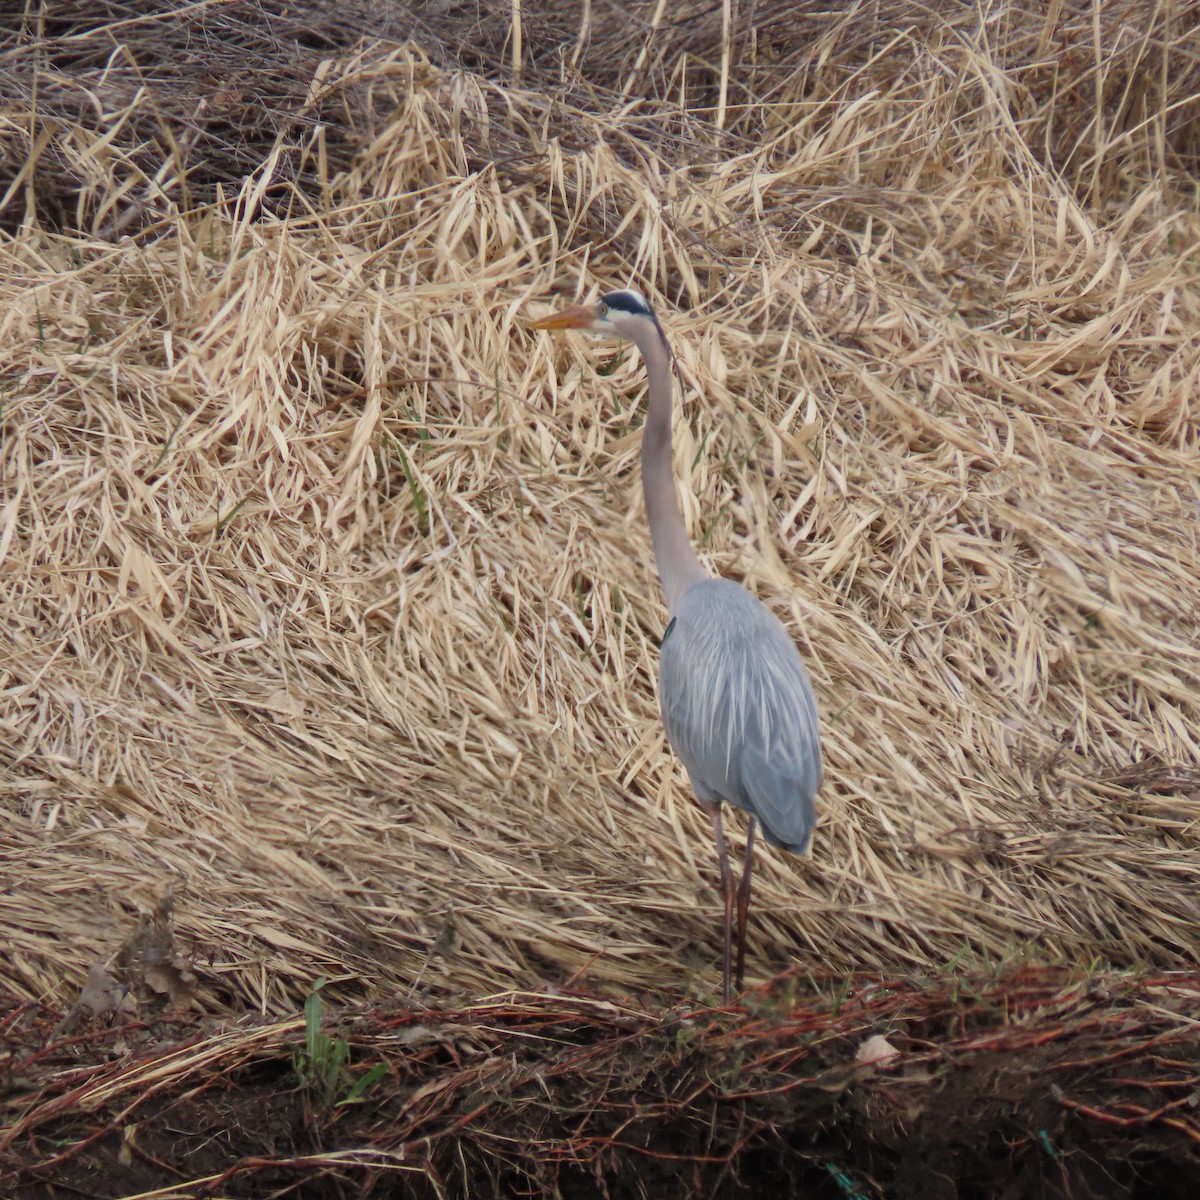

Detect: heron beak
[529,303,597,331]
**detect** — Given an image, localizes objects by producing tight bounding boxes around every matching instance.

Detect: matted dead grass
[2,1,1199,1025]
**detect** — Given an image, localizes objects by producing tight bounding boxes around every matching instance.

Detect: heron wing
[739,738,819,853]
[658,580,821,851]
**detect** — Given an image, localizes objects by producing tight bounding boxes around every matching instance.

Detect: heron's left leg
[734,817,757,992]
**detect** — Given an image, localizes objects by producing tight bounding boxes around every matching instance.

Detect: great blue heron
[532,288,821,1003]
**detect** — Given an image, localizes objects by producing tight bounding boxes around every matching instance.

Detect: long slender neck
[628,324,707,613]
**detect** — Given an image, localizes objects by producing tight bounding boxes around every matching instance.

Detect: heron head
[531,289,664,345]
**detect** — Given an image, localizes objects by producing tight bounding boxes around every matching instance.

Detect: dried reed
[0,2,1198,1017]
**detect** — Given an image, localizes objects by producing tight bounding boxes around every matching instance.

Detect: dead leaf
[856,1034,901,1069]
[51,963,132,1038]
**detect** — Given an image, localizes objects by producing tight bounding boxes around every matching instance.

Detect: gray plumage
[532,287,822,1002]
[660,578,820,854]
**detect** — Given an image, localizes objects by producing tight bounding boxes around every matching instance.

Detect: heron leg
[704,801,735,1004]
[734,818,757,993]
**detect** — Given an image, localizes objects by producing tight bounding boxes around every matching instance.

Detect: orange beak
[529,302,597,331]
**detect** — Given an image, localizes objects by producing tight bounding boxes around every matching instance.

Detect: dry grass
[1,1,1199,1016]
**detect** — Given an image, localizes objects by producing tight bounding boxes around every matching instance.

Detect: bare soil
[4,969,1199,1199]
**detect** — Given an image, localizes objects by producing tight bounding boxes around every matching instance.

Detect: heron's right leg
[734,817,757,992]
[703,800,734,1004]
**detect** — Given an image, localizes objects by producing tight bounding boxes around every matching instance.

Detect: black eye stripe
[600,290,652,316]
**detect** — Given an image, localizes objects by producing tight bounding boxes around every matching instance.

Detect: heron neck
[631,324,707,613]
